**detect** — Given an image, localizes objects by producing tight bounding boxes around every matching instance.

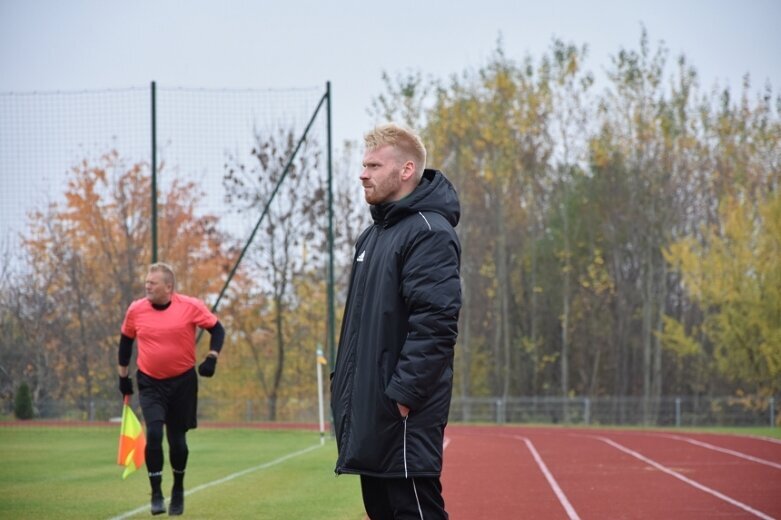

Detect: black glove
[119,375,133,396]
[198,355,217,377]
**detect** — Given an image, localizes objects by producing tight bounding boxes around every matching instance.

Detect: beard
[363,170,402,205]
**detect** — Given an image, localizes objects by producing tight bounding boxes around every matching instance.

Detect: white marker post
[316,345,327,445]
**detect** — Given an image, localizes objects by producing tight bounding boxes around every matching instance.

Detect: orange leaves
[15,149,231,406]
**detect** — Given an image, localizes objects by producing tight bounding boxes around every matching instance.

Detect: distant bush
[14,382,34,420]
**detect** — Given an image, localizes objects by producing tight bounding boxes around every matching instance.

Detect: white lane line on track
[516,436,582,520]
[597,436,775,520]
[443,436,451,451]
[108,443,323,520]
[657,434,781,471]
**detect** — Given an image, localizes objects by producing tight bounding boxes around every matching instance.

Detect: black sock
[149,471,163,495]
[172,469,185,492]
[168,426,188,493]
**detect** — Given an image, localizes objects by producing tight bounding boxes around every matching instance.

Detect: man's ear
[400,160,416,181]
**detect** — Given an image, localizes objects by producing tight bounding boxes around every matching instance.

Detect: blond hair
[364,123,427,179]
[149,262,176,290]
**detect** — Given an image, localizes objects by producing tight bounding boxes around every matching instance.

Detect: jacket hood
[370,169,460,228]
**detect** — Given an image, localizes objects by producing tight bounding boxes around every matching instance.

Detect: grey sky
[2,0,780,147]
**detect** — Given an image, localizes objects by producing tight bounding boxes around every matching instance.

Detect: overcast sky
[2,0,780,146]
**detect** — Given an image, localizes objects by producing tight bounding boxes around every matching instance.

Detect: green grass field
[676,426,781,438]
[0,426,365,519]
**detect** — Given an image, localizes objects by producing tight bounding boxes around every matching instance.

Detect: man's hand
[119,375,133,396]
[198,355,218,377]
[397,402,410,418]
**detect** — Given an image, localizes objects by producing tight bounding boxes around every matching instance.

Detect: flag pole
[118,393,146,479]
[316,345,326,446]
[118,395,129,465]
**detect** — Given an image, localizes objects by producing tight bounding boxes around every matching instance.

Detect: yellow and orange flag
[117,396,146,479]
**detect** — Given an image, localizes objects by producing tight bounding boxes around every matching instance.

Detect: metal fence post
[584,397,591,425]
[675,397,681,427]
[771,396,776,428]
[496,399,504,424]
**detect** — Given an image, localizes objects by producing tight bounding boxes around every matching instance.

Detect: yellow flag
[117,397,146,479]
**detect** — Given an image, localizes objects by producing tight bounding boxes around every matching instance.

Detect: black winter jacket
[331,169,461,478]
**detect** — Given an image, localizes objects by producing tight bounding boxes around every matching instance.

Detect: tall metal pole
[326,81,336,371]
[151,81,158,263]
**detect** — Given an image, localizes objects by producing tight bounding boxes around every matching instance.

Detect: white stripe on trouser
[411,478,424,520]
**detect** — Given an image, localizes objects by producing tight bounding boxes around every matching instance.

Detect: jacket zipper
[402,415,409,479]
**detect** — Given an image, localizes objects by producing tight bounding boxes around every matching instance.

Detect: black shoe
[151,491,165,515]
[169,489,184,516]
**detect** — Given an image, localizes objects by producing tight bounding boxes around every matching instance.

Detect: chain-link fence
[0,83,329,260]
[449,395,779,427]
[3,395,777,428]
[0,83,339,421]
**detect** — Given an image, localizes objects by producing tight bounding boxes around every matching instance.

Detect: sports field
[1,424,779,519]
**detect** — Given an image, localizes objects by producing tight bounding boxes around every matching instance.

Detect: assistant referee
[118,262,225,516]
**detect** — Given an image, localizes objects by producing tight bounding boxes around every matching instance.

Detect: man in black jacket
[331,123,461,519]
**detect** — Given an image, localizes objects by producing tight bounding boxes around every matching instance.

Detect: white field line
[658,434,781,471]
[516,436,581,520]
[108,443,323,520]
[598,436,775,520]
[757,436,781,445]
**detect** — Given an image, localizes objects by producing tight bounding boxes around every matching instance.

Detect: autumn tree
[664,192,781,395]
[371,29,780,413]
[223,128,327,420]
[0,150,229,416]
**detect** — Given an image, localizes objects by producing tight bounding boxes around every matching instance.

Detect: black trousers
[137,369,197,481]
[360,475,448,520]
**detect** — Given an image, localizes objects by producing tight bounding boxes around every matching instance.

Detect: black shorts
[137,368,198,431]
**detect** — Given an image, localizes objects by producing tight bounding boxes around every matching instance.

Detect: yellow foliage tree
[664,192,781,394]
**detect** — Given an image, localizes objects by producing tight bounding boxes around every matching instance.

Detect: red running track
[441,425,781,519]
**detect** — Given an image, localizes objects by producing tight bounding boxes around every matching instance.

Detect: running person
[118,262,225,516]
